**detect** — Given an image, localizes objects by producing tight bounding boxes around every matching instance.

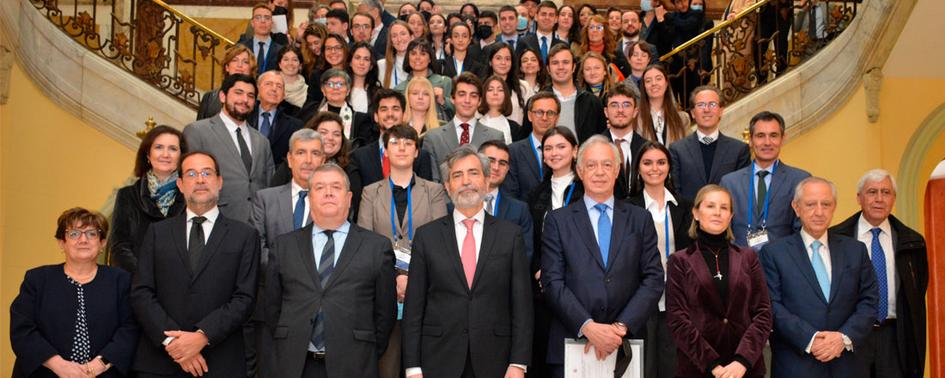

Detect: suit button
[605,278,612,284]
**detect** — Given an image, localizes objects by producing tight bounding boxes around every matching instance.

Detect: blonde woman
[576,52,616,98]
[403,77,443,137]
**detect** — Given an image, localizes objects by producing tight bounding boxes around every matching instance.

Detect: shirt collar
[219,111,247,131]
[312,220,351,236]
[610,130,634,143]
[643,188,677,211]
[857,213,891,238]
[754,159,779,173]
[800,229,829,250]
[695,128,720,142]
[253,36,271,46]
[583,195,615,212]
[552,86,577,102]
[452,116,478,130]
[291,180,308,198]
[186,206,220,224]
[530,133,542,148]
[452,207,487,225]
[537,31,553,41]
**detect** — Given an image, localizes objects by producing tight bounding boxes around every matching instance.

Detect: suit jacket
[250,182,309,266]
[239,38,284,73]
[669,132,750,201]
[371,25,390,60]
[197,89,222,121]
[435,54,486,79]
[758,233,879,378]
[626,193,694,254]
[720,161,810,247]
[514,33,567,63]
[351,140,437,187]
[665,243,772,377]
[130,213,260,376]
[357,176,448,241]
[503,136,544,202]
[264,223,396,378]
[830,213,928,378]
[542,88,607,143]
[183,115,275,223]
[247,103,304,166]
[109,178,186,273]
[603,131,646,197]
[402,213,533,376]
[528,177,585,274]
[421,120,505,166]
[540,199,665,364]
[494,191,536,262]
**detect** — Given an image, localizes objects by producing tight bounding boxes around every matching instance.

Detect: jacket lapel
[523,142,542,180]
[443,122,460,151]
[570,203,606,270]
[786,233,828,303]
[688,244,725,314]
[606,202,630,272]
[296,224,319,288]
[685,136,707,183]
[724,246,744,315]
[827,234,847,303]
[192,216,228,282]
[279,184,296,232]
[441,217,471,293]
[765,162,789,217]
[172,215,193,278]
[209,117,243,163]
[324,225,363,290]
[470,216,498,291]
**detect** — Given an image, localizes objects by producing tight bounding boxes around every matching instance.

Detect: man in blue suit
[541,135,664,378]
[720,111,810,249]
[759,176,879,378]
[479,140,535,261]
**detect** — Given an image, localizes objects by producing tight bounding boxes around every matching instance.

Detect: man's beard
[451,185,485,209]
[225,101,253,121]
[623,29,640,39]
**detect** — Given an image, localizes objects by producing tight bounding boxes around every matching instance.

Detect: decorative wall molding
[0,44,12,105]
[898,102,945,230]
[863,67,883,123]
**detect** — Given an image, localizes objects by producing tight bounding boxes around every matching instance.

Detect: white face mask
[641,0,654,12]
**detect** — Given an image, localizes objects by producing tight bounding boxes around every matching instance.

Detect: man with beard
[248,71,303,166]
[545,45,607,143]
[601,83,645,196]
[618,10,656,60]
[402,146,532,377]
[184,74,275,224]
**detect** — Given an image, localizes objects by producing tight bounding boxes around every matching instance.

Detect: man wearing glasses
[601,83,645,196]
[504,92,559,201]
[239,4,284,74]
[668,85,750,201]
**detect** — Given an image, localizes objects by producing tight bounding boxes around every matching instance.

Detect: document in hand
[563,338,644,378]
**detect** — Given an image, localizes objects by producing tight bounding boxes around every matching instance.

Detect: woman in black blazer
[109,126,187,273]
[11,208,138,377]
[626,140,693,378]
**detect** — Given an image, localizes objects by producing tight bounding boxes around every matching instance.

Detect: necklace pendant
[714,272,723,281]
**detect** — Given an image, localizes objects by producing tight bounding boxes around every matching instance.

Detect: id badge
[747,229,769,250]
[393,238,412,274]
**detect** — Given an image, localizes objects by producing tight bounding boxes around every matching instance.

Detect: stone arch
[897,102,945,228]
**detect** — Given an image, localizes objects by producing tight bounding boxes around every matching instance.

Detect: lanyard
[393,67,399,86]
[747,160,779,231]
[663,209,670,259]
[389,177,413,241]
[493,191,501,215]
[528,136,543,179]
[455,58,463,74]
[378,143,385,161]
[564,181,576,205]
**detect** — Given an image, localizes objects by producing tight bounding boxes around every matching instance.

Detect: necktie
[459,123,471,145]
[702,135,715,144]
[235,127,253,174]
[540,36,549,63]
[810,240,830,300]
[871,228,888,322]
[382,154,391,177]
[310,230,335,352]
[756,170,769,215]
[188,216,207,271]
[257,41,266,71]
[536,143,543,179]
[460,219,477,288]
[595,203,612,267]
[260,112,272,138]
[293,190,308,229]
[484,194,495,215]
[624,41,631,59]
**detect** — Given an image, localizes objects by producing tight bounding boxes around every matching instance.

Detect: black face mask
[272,6,288,15]
[476,25,494,40]
[420,10,432,22]
[398,14,410,22]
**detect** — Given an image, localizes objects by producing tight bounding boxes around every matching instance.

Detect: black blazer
[350,140,437,187]
[239,38,284,74]
[11,265,138,377]
[435,54,486,79]
[248,103,304,166]
[642,12,676,58]
[196,89,222,121]
[669,132,750,201]
[130,213,260,376]
[602,131,646,198]
[402,214,533,376]
[626,193,694,254]
[539,87,607,143]
[503,136,543,202]
[831,213,928,378]
[527,177,585,274]
[109,178,186,274]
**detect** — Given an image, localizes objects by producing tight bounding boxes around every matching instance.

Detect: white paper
[272,14,288,34]
[563,338,644,378]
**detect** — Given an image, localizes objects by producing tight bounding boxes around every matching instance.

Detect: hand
[164,330,209,362]
[655,6,667,21]
[296,21,309,40]
[711,365,725,378]
[810,331,844,362]
[87,357,109,376]
[611,323,627,337]
[504,365,525,378]
[43,356,88,378]
[580,321,622,360]
[715,360,747,378]
[433,87,445,105]
[177,353,209,377]
[396,274,409,302]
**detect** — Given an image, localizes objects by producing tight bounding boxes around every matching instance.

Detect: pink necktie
[461,219,477,288]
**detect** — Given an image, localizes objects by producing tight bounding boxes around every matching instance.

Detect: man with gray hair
[830,169,927,378]
[541,135,664,378]
[250,70,303,166]
[759,176,878,378]
[402,146,533,378]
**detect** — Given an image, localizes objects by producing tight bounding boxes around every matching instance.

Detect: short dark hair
[220,73,257,96]
[607,6,622,16]
[382,124,420,147]
[134,125,188,178]
[352,11,375,29]
[177,151,221,178]
[688,85,722,109]
[370,88,406,116]
[328,0,347,8]
[452,72,482,98]
[499,5,517,16]
[418,0,435,8]
[326,8,349,23]
[526,91,560,112]
[56,207,108,241]
[460,3,481,18]
[602,82,639,107]
[478,139,510,156]
[547,43,574,62]
[252,3,272,15]
[479,10,498,24]
[749,111,786,135]
[479,76,512,116]
[275,45,304,68]
[537,1,558,13]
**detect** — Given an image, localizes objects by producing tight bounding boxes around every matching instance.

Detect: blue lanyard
[493,191,501,215]
[747,160,779,231]
[564,181,576,205]
[528,136,543,179]
[389,177,413,241]
[393,67,399,86]
[663,209,670,259]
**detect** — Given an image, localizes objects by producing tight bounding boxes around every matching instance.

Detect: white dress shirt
[800,230,854,353]
[856,215,896,319]
[185,207,220,246]
[644,188,677,311]
[695,128,720,144]
[550,172,575,210]
[479,114,513,144]
[610,129,635,168]
[219,112,253,155]
[451,115,479,143]
[290,180,310,227]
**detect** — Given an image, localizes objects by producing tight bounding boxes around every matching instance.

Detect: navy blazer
[11,265,138,377]
[503,136,543,201]
[759,233,879,378]
[239,38,283,74]
[350,140,437,187]
[247,103,304,166]
[514,33,566,63]
[540,199,665,364]
[668,132,750,201]
[720,161,811,247]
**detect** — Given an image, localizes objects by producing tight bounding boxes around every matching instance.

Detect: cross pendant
[714,272,723,280]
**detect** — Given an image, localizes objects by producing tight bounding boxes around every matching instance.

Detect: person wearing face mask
[477,11,499,48]
[640,0,675,57]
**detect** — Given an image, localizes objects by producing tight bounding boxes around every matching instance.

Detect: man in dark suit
[239,4,283,74]
[720,111,810,248]
[479,140,535,261]
[514,1,566,64]
[759,176,879,378]
[669,86,750,202]
[263,163,396,378]
[183,74,275,224]
[545,45,607,143]
[830,170,928,378]
[403,146,533,378]
[504,92,559,201]
[602,83,646,197]
[422,73,504,167]
[131,151,260,377]
[248,71,303,166]
[541,135,665,378]
[351,89,437,186]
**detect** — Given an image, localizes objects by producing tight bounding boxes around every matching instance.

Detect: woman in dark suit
[109,125,187,273]
[626,141,692,378]
[666,185,773,378]
[11,208,138,377]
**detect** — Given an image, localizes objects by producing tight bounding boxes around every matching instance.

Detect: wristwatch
[613,322,628,332]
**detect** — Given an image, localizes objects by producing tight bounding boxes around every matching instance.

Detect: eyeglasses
[324,45,344,52]
[694,101,720,110]
[387,138,417,148]
[588,25,605,31]
[253,15,272,21]
[608,101,635,110]
[65,229,102,240]
[352,24,373,30]
[183,169,217,179]
[530,109,559,118]
[324,81,347,89]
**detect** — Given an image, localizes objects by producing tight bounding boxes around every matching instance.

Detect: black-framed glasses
[65,229,102,240]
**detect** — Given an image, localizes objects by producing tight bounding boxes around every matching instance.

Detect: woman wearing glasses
[573,15,631,79]
[11,207,138,377]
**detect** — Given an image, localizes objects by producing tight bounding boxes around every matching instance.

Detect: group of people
[9,1,928,378]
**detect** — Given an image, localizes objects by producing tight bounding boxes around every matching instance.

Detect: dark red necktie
[460,123,470,145]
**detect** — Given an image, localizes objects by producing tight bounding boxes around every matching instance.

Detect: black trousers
[864,321,904,378]
[644,311,677,378]
[301,355,328,378]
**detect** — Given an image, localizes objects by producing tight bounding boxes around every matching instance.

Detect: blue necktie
[595,203,611,267]
[293,190,308,229]
[257,41,266,72]
[871,228,888,322]
[260,112,272,138]
[540,36,549,63]
[810,240,830,300]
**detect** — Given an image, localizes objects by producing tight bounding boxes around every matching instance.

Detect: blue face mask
[640,0,654,12]
[314,17,327,25]
[517,16,528,31]
[690,4,704,11]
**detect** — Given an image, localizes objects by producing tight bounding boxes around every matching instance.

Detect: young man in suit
[240,4,283,74]
[505,92,560,201]
[720,111,810,249]
[541,135,665,378]
[183,74,275,224]
[403,147,533,378]
[479,140,535,261]
[264,163,397,377]
[545,45,607,143]
[759,177,879,378]
[131,151,260,377]
[514,1,566,63]
[602,83,646,197]
[669,86,750,201]
[830,170,928,378]
[248,71,303,166]
[421,73,504,167]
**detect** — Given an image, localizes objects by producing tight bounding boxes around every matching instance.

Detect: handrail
[660,0,774,62]
[150,0,234,46]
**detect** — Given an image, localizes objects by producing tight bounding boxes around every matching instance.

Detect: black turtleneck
[698,228,729,305]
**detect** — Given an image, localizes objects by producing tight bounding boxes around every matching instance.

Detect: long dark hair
[540,126,579,178]
[134,125,188,178]
[483,42,525,110]
[628,140,676,197]
[517,46,549,89]
[346,42,380,103]
[637,63,688,145]
[557,5,582,43]
[305,111,351,168]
